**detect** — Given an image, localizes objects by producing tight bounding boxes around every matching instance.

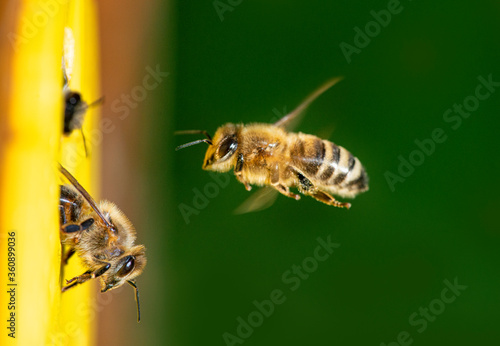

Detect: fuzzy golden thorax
[202,123,240,172]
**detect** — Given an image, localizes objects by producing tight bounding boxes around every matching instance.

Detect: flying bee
[59,164,146,322]
[176,77,368,210]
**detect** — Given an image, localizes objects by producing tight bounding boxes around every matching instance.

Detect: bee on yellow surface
[176,77,368,210]
[62,27,102,156]
[62,76,102,157]
[63,90,88,134]
[59,165,146,322]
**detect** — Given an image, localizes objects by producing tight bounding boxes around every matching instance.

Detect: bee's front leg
[62,270,92,292]
[234,153,252,191]
[62,263,111,292]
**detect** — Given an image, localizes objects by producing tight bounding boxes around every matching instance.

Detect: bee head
[202,124,239,172]
[99,245,146,322]
[100,245,147,293]
[175,124,239,172]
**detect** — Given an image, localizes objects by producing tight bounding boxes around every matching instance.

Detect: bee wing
[233,187,279,215]
[59,164,113,229]
[274,77,343,129]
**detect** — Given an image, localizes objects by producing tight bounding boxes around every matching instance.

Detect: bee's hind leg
[296,172,351,209]
[307,190,351,209]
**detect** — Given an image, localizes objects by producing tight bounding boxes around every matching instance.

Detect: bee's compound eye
[117,255,135,277]
[217,135,237,161]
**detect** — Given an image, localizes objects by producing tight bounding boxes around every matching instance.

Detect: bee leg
[62,248,76,264]
[81,128,89,158]
[234,153,252,191]
[307,190,351,209]
[296,172,351,208]
[235,176,252,191]
[271,183,301,200]
[93,263,111,278]
[62,263,111,292]
[270,163,300,200]
[235,175,252,191]
[62,270,92,292]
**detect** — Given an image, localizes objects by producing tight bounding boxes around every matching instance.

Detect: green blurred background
[98,0,500,345]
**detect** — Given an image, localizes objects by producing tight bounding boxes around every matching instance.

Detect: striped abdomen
[289,134,369,197]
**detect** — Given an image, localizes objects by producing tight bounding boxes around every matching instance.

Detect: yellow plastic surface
[0,1,101,345]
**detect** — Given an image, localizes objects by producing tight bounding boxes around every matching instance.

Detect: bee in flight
[176,77,368,210]
[59,164,146,321]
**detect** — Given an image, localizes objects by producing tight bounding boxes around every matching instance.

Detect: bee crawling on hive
[59,164,146,322]
[62,77,103,157]
[61,27,103,157]
[176,77,369,211]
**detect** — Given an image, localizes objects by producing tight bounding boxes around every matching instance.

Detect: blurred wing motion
[234,187,279,215]
[274,76,343,129]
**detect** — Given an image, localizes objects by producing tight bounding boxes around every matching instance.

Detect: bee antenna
[86,96,104,109]
[80,128,89,157]
[78,96,104,113]
[174,129,212,142]
[175,139,213,151]
[127,280,141,322]
[175,130,213,151]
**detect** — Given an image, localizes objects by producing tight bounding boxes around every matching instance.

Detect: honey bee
[62,27,102,156]
[63,78,103,157]
[176,77,368,210]
[59,164,146,321]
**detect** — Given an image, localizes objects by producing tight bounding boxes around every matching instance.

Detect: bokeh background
[97,0,500,345]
